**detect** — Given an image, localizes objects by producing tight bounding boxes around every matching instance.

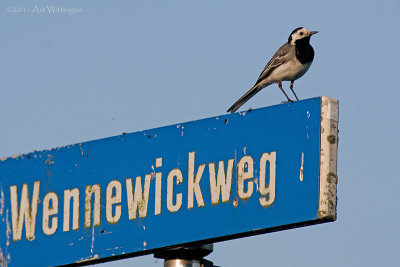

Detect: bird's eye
[299,32,304,36]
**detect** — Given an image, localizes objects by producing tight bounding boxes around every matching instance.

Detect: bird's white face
[289,27,318,45]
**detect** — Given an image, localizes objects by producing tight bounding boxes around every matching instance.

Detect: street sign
[0,96,338,267]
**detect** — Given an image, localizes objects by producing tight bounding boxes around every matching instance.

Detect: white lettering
[259,152,276,207]
[43,192,58,235]
[10,181,40,241]
[8,150,278,242]
[209,159,234,204]
[106,180,122,224]
[84,184,101,228]
[237,156,254,200]
[63,188,80,231]
[126,175,151,220]
[188,152,205,209]
[167,168,183,212]
[155,157,162,215]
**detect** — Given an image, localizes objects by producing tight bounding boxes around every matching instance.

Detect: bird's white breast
[267,59,312,83]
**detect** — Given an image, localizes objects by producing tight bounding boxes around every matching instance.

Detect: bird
[227,27,318,113]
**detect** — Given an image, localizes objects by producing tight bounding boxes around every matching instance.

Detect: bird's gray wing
[255,43,293,85]
[227,43,294,113]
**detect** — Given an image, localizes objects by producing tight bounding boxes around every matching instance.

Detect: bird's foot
[281,99,294,104]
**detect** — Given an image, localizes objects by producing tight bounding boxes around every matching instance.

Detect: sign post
[0,96,338,267]
[154,244,214,267]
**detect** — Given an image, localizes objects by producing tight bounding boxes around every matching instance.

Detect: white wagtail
[227,27,318,113]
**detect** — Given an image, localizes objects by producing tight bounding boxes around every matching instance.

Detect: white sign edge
[318,96,339,220]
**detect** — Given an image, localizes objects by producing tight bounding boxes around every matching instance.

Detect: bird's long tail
[227,83,270,113]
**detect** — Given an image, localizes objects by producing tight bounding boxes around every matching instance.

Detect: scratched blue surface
[0,97,322,266]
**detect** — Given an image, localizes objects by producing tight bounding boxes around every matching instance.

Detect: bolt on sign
[0,97,338,267]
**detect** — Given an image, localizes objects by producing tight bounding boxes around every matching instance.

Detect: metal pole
[154,244,215,267]
[164,259,200,267]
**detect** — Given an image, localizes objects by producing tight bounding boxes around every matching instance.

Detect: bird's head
[288,27,318,45]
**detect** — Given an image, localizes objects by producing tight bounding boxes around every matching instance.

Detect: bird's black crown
[288,27,304,43]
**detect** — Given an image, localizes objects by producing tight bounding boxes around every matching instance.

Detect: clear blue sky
[1,0,399,266]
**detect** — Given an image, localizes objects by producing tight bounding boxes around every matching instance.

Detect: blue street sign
[0,96,338,267]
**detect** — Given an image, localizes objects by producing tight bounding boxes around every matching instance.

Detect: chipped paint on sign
[0,188,4,216]
[0,154,23,163]
[76,254,99,263]
[299,152,304,182]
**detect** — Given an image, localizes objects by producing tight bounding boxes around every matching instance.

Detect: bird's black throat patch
[294,36,314,64]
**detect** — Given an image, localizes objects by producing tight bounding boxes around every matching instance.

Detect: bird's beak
[310,31,318,35]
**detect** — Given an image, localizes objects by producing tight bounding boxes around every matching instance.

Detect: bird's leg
[290,81,299,101]
[278,81,293,102]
